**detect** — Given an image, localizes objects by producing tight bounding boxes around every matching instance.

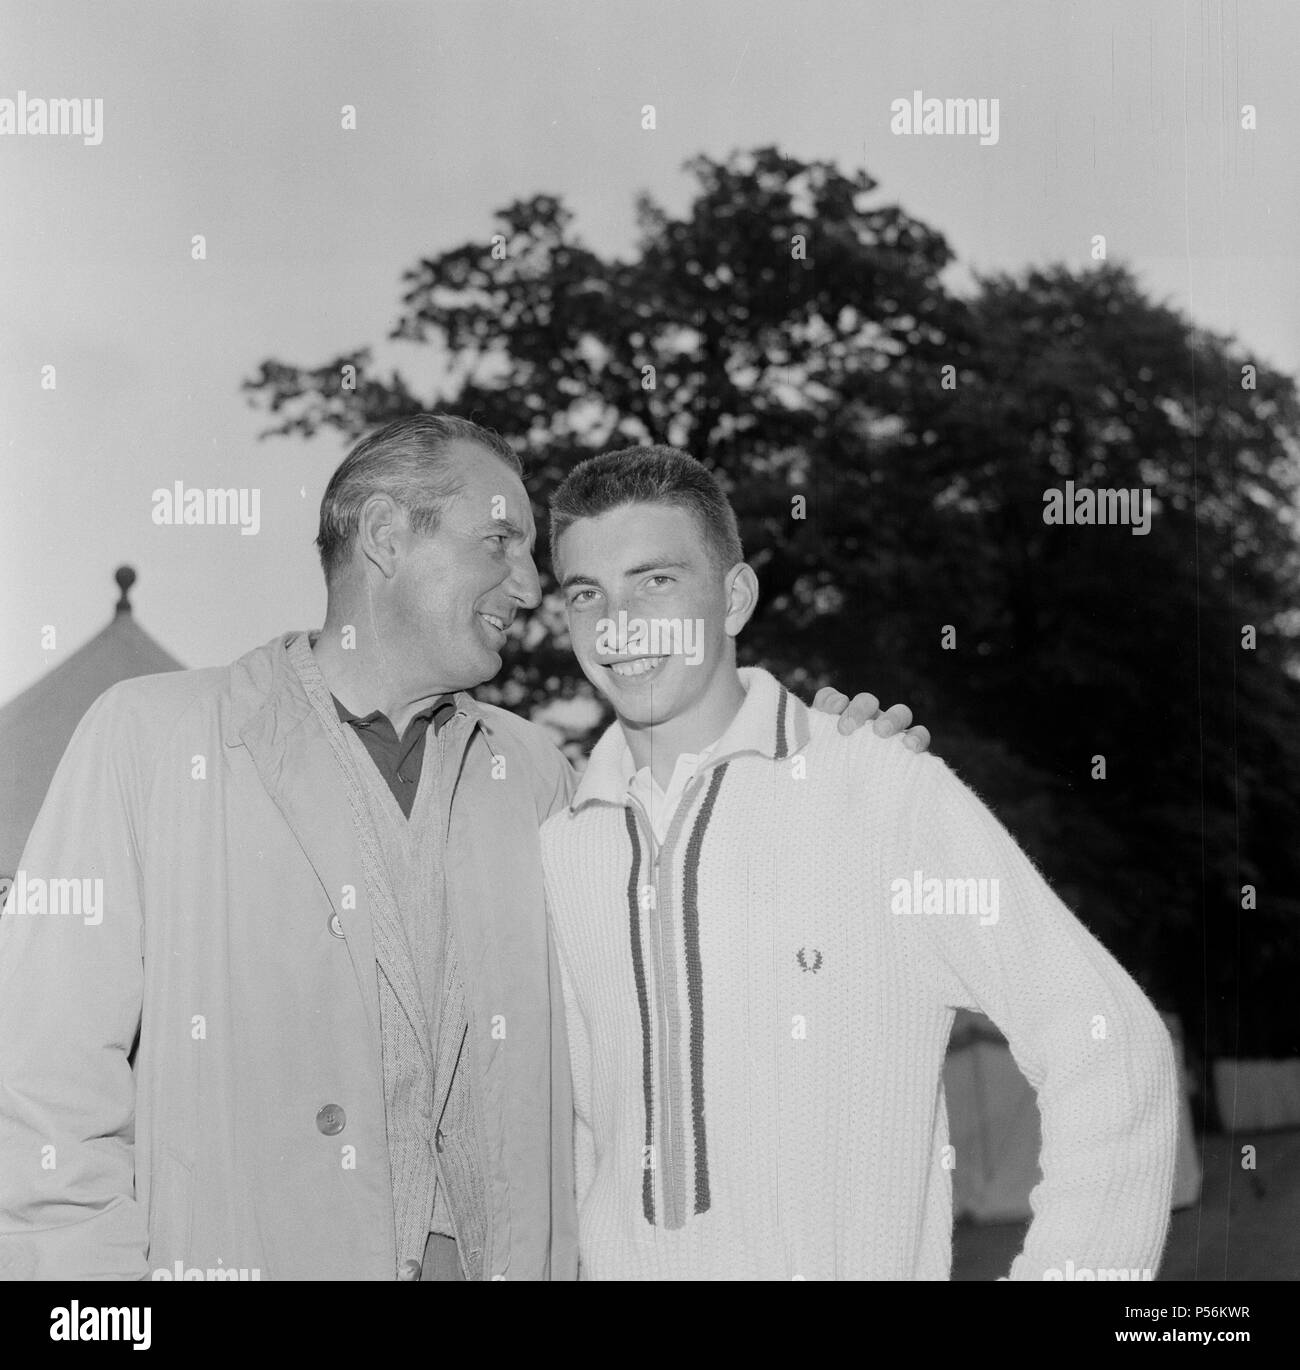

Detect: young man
[541,445,1179,1280]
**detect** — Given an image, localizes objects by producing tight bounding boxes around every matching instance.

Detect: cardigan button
[328,912,345,939]
[316,1103,346,1135]
[435,1128,445,1153]
[398,1258,422,1282]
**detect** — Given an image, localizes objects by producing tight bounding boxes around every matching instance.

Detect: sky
[2,0,1297,704]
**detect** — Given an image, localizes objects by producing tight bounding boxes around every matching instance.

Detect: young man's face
[390,441,541,692]
[556,501,745,728]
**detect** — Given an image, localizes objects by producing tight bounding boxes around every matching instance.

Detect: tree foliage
[244,147,1300,1057]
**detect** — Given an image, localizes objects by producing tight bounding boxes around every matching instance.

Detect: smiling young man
[541,444,1179,1281]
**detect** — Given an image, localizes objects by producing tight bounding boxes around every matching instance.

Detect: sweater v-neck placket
[623,758,725,1231]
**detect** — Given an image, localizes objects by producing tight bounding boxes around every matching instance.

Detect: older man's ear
[809,687,932,754]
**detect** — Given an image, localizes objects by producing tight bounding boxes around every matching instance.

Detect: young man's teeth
[480,613,505,632]
[611,657,665,677]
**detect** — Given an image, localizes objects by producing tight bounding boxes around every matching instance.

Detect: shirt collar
[332,693,456,736]
[627,733,723,793]
[296,630,487,735]
[570,666,811,813]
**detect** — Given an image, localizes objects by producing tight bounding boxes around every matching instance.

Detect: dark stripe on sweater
[680,761,727,1215]
[774,685,790,759]
[624,806,656,1225]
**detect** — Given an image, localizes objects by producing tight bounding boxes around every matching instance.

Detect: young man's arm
[0,689,151,1279]
[901,755,1178,1281]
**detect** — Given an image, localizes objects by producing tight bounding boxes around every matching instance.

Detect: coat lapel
[428,710,480,1131]
[228,637,507,1251]
[227,637,383,1048]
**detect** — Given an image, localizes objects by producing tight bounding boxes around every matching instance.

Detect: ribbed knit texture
[289,635,487,1277]
[542,667,1179,1280]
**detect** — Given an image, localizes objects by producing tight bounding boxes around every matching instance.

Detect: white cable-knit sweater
[540,667,1178,1280]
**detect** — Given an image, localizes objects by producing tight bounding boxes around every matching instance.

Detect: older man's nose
[507,552,542,611]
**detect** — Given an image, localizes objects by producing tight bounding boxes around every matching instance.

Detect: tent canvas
[0,569,182,877]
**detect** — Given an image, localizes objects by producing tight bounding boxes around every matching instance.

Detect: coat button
[316,1103,346,1135]
[398,1258,422,1282]
[328,912,345,938]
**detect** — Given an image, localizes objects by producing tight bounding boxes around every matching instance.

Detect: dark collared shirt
[333,693,458,819]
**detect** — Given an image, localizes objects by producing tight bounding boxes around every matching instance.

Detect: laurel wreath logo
[796,947,823,973]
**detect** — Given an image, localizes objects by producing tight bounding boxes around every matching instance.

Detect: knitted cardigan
[290,635,487,1277]
[541,667,1178,1280]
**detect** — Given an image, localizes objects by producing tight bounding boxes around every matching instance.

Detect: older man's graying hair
[316,413,522,580]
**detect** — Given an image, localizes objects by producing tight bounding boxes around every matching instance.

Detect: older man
[0,415,921,1282]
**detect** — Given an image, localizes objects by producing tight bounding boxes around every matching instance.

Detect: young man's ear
[723,563,760,638]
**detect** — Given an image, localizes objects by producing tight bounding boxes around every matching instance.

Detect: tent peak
[113,565,136,616]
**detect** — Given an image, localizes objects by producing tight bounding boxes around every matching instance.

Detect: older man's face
[390,441,541,692]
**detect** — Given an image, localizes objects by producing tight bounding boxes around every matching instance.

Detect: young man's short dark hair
[549,445,744,574]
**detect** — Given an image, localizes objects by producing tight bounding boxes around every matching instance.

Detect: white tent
[1213,1057,1300,1132]
[0,567,182,879]
[944,1007,1201,1221]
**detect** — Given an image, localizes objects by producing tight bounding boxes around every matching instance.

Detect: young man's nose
[607,588,658,619]
[594,590,633,631]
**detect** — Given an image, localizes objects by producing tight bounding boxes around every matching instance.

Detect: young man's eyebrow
[623,560,691,576]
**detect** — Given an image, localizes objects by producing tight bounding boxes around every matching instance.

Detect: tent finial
[114,565,136,615]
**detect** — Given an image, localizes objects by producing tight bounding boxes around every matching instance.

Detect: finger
[902,725,931,754]
[837,692,881,733]
[873,703,913,737]
[814,686,850,714]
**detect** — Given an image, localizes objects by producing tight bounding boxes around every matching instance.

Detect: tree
[244,148,1300,1056]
